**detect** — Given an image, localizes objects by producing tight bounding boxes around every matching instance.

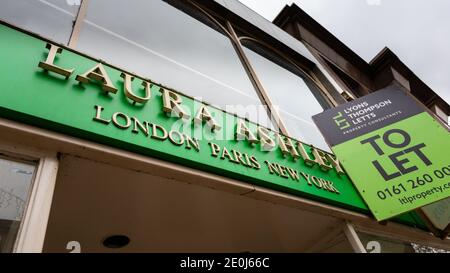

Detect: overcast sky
[239,0,450,104]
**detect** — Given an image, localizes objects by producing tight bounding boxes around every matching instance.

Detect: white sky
[238,0,450,105]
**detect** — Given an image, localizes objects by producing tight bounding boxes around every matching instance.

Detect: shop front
[0,0,449,253]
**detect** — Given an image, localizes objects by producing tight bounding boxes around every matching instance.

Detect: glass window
[242,43,330,150]
[411,243,450,253]
[0,0,80,44]
[0,157,36,253]
[356,230,450,253]
[76,0,273,128]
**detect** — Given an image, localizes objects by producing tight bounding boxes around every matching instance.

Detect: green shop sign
[313,86,450,221]
[0,23,367,212]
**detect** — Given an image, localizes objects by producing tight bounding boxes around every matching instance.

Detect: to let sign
[313,86,450,221]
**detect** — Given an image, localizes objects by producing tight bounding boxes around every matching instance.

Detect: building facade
[0,0,448,253]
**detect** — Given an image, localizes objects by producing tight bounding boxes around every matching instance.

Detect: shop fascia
[38,43,344,174]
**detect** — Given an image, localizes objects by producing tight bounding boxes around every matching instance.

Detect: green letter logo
[333,112,350,130]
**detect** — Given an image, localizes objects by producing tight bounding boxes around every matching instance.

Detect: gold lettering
[310,176,323,188]
[236,120,258,144]
[287,168,300,181]
[38,43,74,78]
[301,173,339,194]
[161,88,190,120]
[168,130,184,146]
[300,172,312,186]
[318,178,333,192]
[151,124,168,141]
[311,147,332,171]
[131,117,149,136]
[120,73,151,104]
[276,134,299,159]
[221,147,236,162]
[249,156,261,170]
[185,135,200,152]
[258,127,276,151]
[76,63,118,94]
[209,142,221,157]
[112,112,131,129]
[265,161,280,175]
[318,178,340,194]
[278,165,289,178]
[327,181,340,194]
[326,154,345,175]
[194,105,221,132]
[232,150,249,166]
[297,142,319,166]
[93,105,111,124]
[243,153,252,167]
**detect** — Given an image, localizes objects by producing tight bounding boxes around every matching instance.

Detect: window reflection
[242,42,330,151]
[0,0,79,44]
[0,157,36,253]
[77,0,273,129]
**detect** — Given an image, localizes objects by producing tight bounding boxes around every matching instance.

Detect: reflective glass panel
[243,45,330,150]
[0,0,79,44]
[0,157,36,253]
[77,0,273,128]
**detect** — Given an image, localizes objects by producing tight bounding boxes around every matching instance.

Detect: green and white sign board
[313,86,450,221]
